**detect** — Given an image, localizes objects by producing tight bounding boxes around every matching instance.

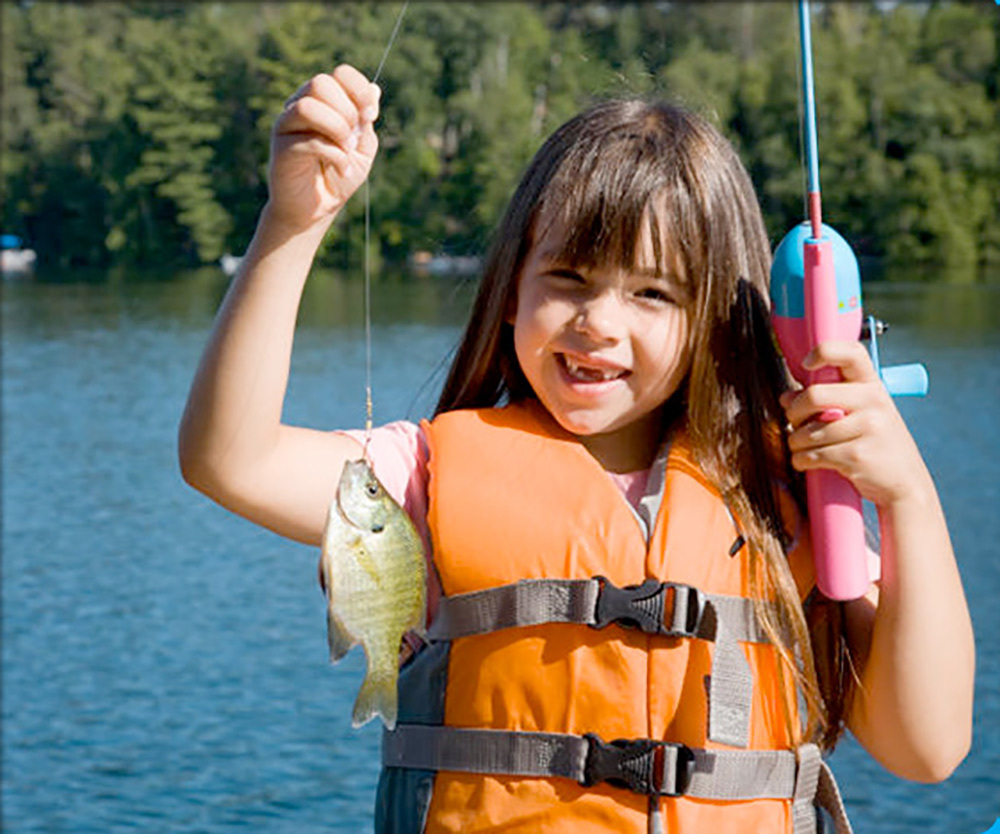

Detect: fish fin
[352,653,398,730]
[348,540,383,586]
[327,610,356,663]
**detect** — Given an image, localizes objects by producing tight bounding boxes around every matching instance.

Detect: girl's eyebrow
[633,268,694,302]
[535,246,685,288]
[633,266,684,287]
[542,258,681,286]
[537,245,569,262]
[634,267,668,279]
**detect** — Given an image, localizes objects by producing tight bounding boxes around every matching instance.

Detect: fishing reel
[771,222,929,398]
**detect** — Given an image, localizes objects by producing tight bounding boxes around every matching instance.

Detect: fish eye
[365,482,379,497]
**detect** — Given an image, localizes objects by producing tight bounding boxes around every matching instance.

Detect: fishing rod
[770,0,928,601]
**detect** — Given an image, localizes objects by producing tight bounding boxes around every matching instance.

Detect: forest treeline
[2,2,997,275]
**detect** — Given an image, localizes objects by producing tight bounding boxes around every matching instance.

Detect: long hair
[435,99,852,748]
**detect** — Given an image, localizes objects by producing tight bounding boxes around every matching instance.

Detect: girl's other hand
[266,65,380,231]
[780,340,934,509]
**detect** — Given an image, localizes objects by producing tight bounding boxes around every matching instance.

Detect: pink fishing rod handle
[806,469,869,600]
[802,240,868,600]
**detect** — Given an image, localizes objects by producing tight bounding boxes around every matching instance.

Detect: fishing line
[362,1,409,455]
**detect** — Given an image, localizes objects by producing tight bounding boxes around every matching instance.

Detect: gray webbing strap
[426,578,770,748]
[817,758,854,834]
[383,725,801,800]
[383,725,589,783]
[688,747,798,799]
[792,743,822,834]
[426,579,600,642]
[790,744,855,834]
[708,617,754,747]
[384,727,854,829]
[427,578,771,644]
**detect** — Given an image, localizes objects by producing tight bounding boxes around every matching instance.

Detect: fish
[320,458,427,730]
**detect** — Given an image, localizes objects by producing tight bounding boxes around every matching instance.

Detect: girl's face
[511,219,693,471]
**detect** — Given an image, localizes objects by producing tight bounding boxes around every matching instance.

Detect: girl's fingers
[277,96,354,149]
[802,340,879,383]
[332,64,381,121]
[303,136,352,174]
[279,133,357,175]
[275,69,380,158]
[784,384,912,502]
[355,120,379,158]
[782,381,889,430]
[781,341,886,429]
[781,347,929,506]
[786,411,873,478]
[788,444,859,478]
[787,410,865,454]
[284,70,377,128]
[300,73,360,124]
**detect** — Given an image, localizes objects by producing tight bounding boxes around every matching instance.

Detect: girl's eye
[636,286,674,304]
[546,268,585,285]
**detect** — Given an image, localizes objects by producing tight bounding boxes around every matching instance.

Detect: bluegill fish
[320,458,427,729]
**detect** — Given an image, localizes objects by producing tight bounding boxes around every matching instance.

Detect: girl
[178,65,974,834]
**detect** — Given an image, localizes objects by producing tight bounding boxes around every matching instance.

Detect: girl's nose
[573,291,624,342]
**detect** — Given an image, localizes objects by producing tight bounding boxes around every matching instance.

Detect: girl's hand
[781,340,932,509]
[266,65,380,231]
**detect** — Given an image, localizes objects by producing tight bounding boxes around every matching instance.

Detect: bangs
[531,103,700,296]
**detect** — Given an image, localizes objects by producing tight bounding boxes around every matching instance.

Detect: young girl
[178,65,974,834]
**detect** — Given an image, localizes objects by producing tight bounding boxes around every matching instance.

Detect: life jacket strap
[425,577,775,748]
[426,577,774,644]
[382,726,853,834]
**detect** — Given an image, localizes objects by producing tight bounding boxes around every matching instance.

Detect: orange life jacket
[376,401,843,834]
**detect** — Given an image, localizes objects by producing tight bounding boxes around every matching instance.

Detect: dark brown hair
[436,99,852,748]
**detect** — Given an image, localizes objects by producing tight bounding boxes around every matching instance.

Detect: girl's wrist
[257,202,338,248]
[875,467,940,525]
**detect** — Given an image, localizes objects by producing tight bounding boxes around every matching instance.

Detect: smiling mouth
[559,353,629,383]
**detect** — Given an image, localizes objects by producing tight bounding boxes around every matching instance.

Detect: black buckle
[582,734,694,796]
[592,577,705,638]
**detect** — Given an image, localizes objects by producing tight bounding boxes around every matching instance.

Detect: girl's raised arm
[178,65,380,546]
[783,340,974,782]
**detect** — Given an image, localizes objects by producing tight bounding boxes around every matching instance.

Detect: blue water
[3,273,998,832]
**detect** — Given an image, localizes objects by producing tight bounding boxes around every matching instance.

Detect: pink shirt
[338,420,879,587]
[339,421,652,545]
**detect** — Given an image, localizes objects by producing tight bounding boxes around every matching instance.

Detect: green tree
[1,1,995,274]
[124,10,233,264]
[2,4,139,267]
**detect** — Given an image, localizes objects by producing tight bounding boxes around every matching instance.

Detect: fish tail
[352,653,398,730]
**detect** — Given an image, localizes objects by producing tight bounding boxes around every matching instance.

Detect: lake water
[3,269,998,832]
